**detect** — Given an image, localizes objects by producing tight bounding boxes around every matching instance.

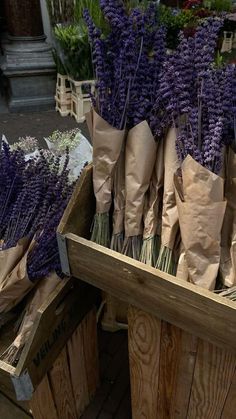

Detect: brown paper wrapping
[125,121,157,237]
[175,155,226,290]
[0,238,29,284]
[143,139,164,239]
[92,110,125,213]
[13,272,60,350]
[176,243,189,281]
[220,147,236,287]
[112,145,126,235]
[0,242,35,313]
[85,109,94,143]
[161,128,180,249]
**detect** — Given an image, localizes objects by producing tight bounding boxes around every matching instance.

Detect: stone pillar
[1,0,56,112]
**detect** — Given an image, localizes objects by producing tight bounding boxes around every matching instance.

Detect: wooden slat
[67,322,90,417]
[187,340,236,418]
[128,306,161,419]
[49,347,77,419]
[169,331,198,418]
[29,375,58,419]
[157,323,198,419]
[221,367,236,419]
[66,235,236,352]
[16,280,97,390]
[81,308,100,400]
[57,163,95,239]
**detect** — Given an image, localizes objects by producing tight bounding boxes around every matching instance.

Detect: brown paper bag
[175,156,226,290]
[1,272,60,364]
[140,139,164,266]
[110,145,126,252]
[124,121,157,237]
[161,128,180,250]
[0,241,35,313]
[92,110,125,214]
[220,147,236,287]
[0,238,29,284]
[85,109,94,143]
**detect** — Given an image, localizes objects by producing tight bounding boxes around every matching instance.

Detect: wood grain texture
[169,331,198,419]
[67,234,236,352]
[67,322,90,417]
[49,347,77,419]
[57,164,95,239]
[187,340,236,419]
[81,308,100,400]
[157,323,198,419]
[221,367,236,418]
[29,375,58,419]
[128,306,161,419]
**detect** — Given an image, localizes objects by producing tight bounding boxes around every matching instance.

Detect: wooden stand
[29,308,99,419]
[128,306,236,419]
[57,164,236,419]
[55,74,71,117]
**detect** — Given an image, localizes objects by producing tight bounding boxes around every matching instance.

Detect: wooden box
[0,277,98,410]
[57,164,236,419]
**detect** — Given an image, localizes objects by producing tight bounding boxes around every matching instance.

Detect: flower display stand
[0,277,99,419]
[57,164,236,419]
[221,31,234,53]
[55,74,71,117]
[69,79,95,123]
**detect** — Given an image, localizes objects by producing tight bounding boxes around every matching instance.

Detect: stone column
[1,0,56,112]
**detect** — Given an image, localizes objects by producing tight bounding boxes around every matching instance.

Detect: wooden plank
[157,323,197,419]
[15,280,97,390]
[221,367,236,418]
[169,331,198,418]
[0,392,31,419]
[29,375,58,419]
[49,347,77,419]
[57,164,95,239]
[128,306,161,419]
[81,307,100,400]
[67,234,236,352]
[187,340,236,418]
[67,321,90,417]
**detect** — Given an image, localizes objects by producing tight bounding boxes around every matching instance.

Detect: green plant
[46,0,75,25]
[203,0,232,11]
[54,23,93,80]
[159,5,198,48]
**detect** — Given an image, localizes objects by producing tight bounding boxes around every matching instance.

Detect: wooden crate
[57,164,236,419]
[0,277,99,411]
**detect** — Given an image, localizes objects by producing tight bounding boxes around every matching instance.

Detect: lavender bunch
[0,142,25,239]
[152,17,226,174]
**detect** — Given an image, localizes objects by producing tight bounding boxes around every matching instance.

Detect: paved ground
[0,110,90,147]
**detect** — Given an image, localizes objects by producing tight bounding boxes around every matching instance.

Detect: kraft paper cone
[85,109,94,142]
[175,156,226,290]
[0,238,29,284]
[176,243,189,281]
[161,128,180,249]
[143,139,164,239]
[12,272,60,353]
[92,110,125,213]
[0,241,35,313]
[112,145,126,235]
[125,121,157,237]
[220,147,236,287]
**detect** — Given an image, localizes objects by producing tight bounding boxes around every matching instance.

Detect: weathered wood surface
[128,308,236,419]
[128,307,161,419]
[15,279,97,390]
[29,375,58,419]
[66,234,236,353]
[30,309,99,419]
[187,341,236,419]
